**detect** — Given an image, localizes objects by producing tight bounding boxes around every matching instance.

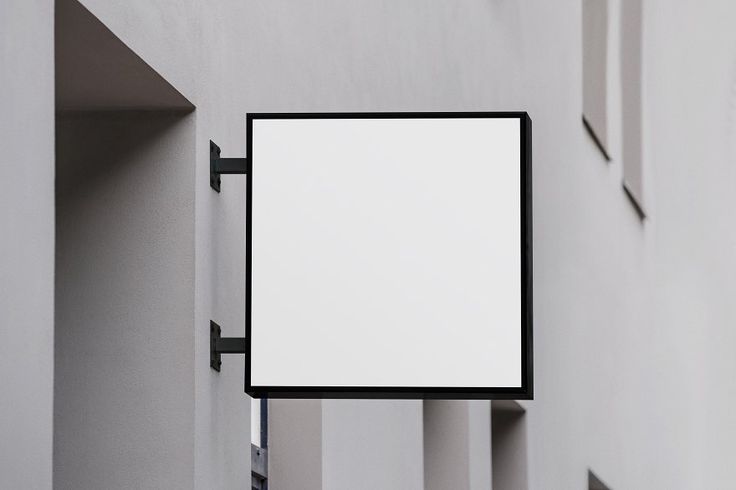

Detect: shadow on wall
[492,400,528,490]
[54,112,195,489]
[53,0,197,488]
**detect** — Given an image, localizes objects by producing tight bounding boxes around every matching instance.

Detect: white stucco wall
[0,1,55,488]
[54,112,196,489]
[425,401,492,490]
[322,400,424,490]
[53,0,253,488]
[4,0,736,488]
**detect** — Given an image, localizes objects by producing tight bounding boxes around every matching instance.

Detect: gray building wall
[0,1,55,489]
[54,112,196,489]
[3,0,736,489]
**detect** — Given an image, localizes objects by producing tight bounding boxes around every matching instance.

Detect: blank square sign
[246,112,532,399]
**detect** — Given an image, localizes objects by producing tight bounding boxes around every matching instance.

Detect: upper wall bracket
[210,320,246,372]
[210,140,247,192]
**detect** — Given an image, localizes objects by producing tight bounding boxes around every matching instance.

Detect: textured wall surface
[54,113,196,490]
[0,0,55,488]
[424,401,492,490]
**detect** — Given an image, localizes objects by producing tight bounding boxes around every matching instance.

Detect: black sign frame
[245,112,532,400]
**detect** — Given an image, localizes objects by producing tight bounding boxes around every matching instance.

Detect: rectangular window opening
[583,0,611,160]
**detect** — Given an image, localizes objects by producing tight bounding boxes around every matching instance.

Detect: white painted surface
[322,400,424,490]
[251,117,521,388]
[251,398,261,446]
[0,1,55,489]
[52,0,251,488]
[424,401,492,490]
[268,399,323,490]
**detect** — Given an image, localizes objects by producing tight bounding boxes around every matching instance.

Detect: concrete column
[424,400,492,490]
[491,401,528,490]
[323,400,424,490]
[268,400,323,490]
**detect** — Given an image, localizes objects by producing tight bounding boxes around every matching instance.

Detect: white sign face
[246,113,532,399]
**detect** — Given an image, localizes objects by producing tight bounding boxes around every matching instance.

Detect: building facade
[2,0,736,488]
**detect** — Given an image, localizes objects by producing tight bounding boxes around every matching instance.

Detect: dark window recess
[582,0,611,160]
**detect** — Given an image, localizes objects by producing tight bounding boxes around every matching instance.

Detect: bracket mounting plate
[210,320,223,371]
[210,141,222,192]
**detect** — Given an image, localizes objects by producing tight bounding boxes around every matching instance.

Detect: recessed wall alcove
[54,1,195,488]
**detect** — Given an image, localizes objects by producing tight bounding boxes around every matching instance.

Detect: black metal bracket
[210,140,247,193]
[210,320,246,371]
